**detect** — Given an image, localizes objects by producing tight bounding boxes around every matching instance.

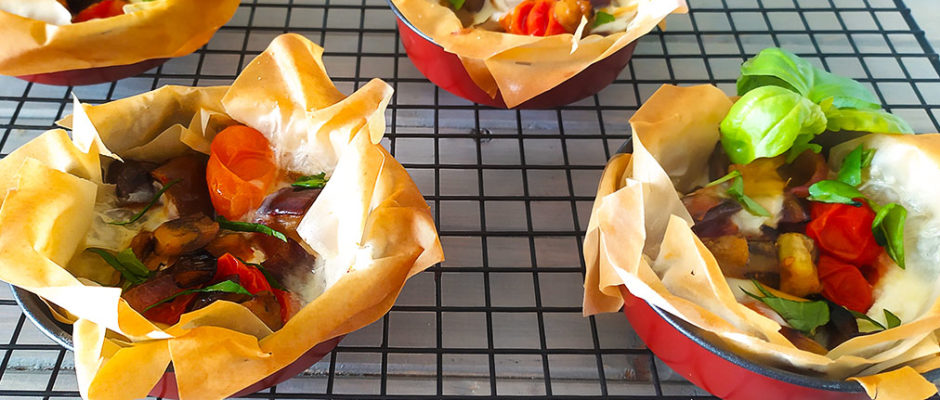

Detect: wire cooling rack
[1,0,940,398]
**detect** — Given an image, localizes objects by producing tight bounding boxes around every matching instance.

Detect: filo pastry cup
[0,0,240,77]
[0,33,443,400]
[582,84,940,400]
[390,0,687,108]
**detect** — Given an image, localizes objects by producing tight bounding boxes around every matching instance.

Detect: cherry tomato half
[206,125,277,220]
[214,253,273,295]
[817,254,874,313]
[73,0,128,23]
[806,202,882,266]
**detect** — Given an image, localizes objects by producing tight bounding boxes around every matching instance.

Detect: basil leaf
[727,176,770,217]
[144,280,252,312]
[233,255,286,291]
[825,107,914,134]
[872,202,906,269]
[837,145,865,186]
[785,133,822,163]
[108,179,181,225]
[850,309,886,330]
[447,0,465,10]
[292,173,328,190]
[704,170,742,188]
[884,309,902,329]
[807,68,880,110]
[594,11,615,27]
[744,281,829,335]
[807,180,865,206]
[736,47,815,96]
[216,216,287,242]
[719,85,827,164]
[88,248,149,285]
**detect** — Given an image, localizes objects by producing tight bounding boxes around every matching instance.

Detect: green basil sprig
[743,281,829,335]
[872,203,907,269]
[89,248,150,285]
[447,0,465,10]
[594,11,616,27]
[216,216,287,242]
[807,180,865,206]
[108,179,181,225]
[706,171,770,217]
[143,280,251,311]
[292,173,328,190]
[720,47,912,164]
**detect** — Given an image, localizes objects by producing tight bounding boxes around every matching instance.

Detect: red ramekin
[619,285,940,399]
[12,285,342,398]
[387,0,637,109]
[14,58,170,86]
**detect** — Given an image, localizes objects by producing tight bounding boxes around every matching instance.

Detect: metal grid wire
[1,0,940,398]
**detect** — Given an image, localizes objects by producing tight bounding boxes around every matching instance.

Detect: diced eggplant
[683,185,725,221]
[700,235,749,278]
[258,235,315,284]
[779,150,828,198]
[106,160,157,205]
[691,200,742,238]
[825,301,861,349]
[122,273,183,313]
[745,240,780,289]
[166,250,217,289]
[707,144,731,182]
[777,233,822,297]
[240,291,283,331]
[255,187,321,234]
[779,326,828,355]
[205,232,256,261]
[151,155,213,217]
[129,231,155,263]
[777,193,811,233]
[154,215,220,256]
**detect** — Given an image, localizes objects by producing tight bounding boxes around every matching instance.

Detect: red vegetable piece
[214,253,273,295]
[73,0,128,23]
[525,0,552,36]
[806,202,882,266]
[817,255,874,313]
[143,293,197,325]
[206,125,278,220]
[509,0,535,35]
[273,289,294,325]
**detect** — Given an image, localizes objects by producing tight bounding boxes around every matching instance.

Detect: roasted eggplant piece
[779,150,828,198]
[824,301,861,349]
[205,232,256,261]
[700,235,749,277]
[745,240,780,289]
[154,215,220,256]
[691,200,742,238]
[106,160,157,205]
[255,187,321,234]
[151,154,214,217]
[165,251,217,289]
[779,326,827,355]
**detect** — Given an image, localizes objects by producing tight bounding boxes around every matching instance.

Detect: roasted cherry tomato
[816,254,874,313]
[273,289,294,325]
[143,293,196,325]
[214,253,273,295]
[806,202,882,266]
[500,0,574,36]
[73,0,128,22]
[206,125,277,220]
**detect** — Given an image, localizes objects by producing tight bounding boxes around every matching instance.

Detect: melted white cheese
[729,193,784,237]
